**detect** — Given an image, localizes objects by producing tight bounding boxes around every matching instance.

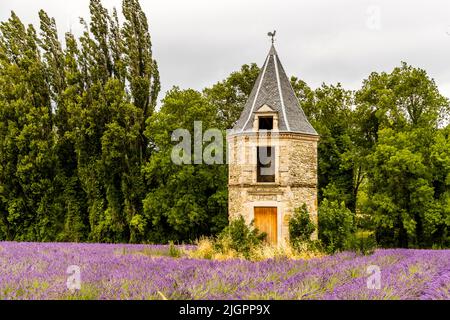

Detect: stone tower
[227,44,319,246]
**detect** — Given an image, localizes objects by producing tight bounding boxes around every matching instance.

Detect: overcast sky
[1,0,450,101]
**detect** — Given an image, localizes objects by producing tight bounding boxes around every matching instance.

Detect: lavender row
[0,242,448,300]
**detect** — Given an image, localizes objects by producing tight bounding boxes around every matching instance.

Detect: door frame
[246,201,283,246]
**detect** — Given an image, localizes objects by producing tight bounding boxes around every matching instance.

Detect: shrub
[168,241,181,258]
[188,215,324,261]
[346,231,377,255]
[355,212,374,231]
[289,204,316,250]
[318,199,355,253]
[187,238,215,259]
[187,237,324,261]
[215,215,266,259]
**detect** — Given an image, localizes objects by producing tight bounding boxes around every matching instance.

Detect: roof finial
[267,30,276,44]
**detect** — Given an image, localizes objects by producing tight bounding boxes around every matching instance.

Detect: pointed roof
[232,45,318,136]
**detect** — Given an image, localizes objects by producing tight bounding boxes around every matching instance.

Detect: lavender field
[0,241,448,300]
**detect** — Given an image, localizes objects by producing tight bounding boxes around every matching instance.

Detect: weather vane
[267,30,276,44]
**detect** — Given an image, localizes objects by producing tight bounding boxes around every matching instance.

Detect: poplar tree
[0,13,56,240]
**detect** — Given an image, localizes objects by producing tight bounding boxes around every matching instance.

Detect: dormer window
[258,116,273,130]
[252,105,279,132]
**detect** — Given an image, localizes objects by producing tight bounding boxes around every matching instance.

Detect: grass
[186,237,325,261]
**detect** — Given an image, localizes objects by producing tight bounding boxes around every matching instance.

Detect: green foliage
[363,127,450,247]
[215,215,266,259]
[345,231,377,255]
[288,204,316,249]
[355,62,449,132]
[293,82,358,212]
[0,1,160,242]
[142,88,228,242]
[168,241,181,258]
[0,2,449,249]
[204,63,260,129]
[0,12,58,240]
[353,62,450,249]
[318,199,355,253]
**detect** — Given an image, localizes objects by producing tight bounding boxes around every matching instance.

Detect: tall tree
[122,0,160,161]
[143,88,228,242]
[0,12,57,240]
[204,63,259,129]
[89,0,112,82]
[291,79,357,211]
[356,63,450,247]
[38,10,66,100]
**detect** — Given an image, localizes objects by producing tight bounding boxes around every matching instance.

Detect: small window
[257,146,275,182]
[258,116,273,130]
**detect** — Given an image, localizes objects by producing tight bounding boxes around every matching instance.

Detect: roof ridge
[268,44,277,56]
[273,51,290,131]
[240,54,271,132]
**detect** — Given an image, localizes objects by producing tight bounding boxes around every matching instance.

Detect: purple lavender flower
[0,242,448,300]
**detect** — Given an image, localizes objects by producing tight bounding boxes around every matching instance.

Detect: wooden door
[254,207,277,245]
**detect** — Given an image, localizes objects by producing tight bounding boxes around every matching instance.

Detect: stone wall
[228,132,319,245]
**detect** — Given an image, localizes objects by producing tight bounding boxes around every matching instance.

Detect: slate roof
[232,45,318,136]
